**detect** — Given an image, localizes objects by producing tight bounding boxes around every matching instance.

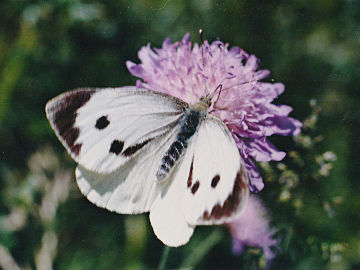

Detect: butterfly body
[46,87,249,247]
[157,99,209,181]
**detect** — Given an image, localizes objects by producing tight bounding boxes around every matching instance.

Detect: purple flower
[228,195,278,261]
[126,34,302,192]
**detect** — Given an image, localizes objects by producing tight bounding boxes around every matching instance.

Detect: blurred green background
[0,0,359,269]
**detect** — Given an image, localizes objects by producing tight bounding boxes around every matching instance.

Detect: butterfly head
[195,84,223,112]
[198,95,212,108]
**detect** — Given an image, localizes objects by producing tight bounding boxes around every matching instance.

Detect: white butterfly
[46,86,249,247]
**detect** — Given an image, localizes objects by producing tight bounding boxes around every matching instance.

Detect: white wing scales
[46,87,249,247]
[76,129,178,214]
[46,87,186,174]
[182,116,249,225]
[149,149,196,246]
[149,115,248,246]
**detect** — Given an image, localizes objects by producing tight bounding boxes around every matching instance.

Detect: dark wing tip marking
[191,180,200,194]
[62,127,80,147]
[122,139,152,157]
[52,89,95,156]
[211,175,220,188]
[187,156,194,188]
[202,169,247,220]
[95,115,110,129]
[71,143,82,156]
[109,140,124,155]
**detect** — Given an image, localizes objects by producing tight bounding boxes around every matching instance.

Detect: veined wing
[149,115,249,246]
[75,127,179,214]
[46,87,187,174]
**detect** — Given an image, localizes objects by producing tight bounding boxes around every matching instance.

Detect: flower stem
[181,229,223,268]
[157,245,171,270]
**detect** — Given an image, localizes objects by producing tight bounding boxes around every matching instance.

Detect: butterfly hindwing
[46,87,187,174]
[183,115,248,225]
[149,147,196,246]
[149,115,248,246]
[182,115,249,225]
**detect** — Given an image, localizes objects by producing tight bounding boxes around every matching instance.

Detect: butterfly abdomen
[156,109,204,181]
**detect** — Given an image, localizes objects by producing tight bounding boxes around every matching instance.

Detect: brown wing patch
[202,169,248,220]
[71,143,83,156]
[51,89,95,156]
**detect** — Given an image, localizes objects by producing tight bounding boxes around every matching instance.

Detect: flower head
[127,34,301,192]
[228,195,278,262]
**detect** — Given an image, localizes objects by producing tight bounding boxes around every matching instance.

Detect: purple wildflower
[126,34,301,192]
[228,195,278,261]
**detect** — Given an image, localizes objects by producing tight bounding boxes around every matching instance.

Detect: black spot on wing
[211,175,220,188]
[95,115,110,129]
[122,139,152,157]
[52,89,95,156]
[191,180,200,194]
[109,140,124,155]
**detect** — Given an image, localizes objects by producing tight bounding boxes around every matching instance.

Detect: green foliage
[0,0,359,269]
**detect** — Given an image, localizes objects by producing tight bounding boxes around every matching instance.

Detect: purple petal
[254,69,270,80]
[262,115,302,136]
[126,34,302,192]
[126,61,144,77]
[245,138,286,162]
[228,195,278,261]
[244,157,264,192]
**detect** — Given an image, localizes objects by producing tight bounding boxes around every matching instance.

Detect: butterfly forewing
[76,127,179,214]
[46,87,187,174]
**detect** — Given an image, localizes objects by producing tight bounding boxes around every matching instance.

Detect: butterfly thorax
[156,97,211,181]
[193,95,212,112]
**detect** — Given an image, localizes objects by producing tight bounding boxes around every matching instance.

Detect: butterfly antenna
[213,84,222,105]
[208,84,222,113]
[209,79,262,113]
[199,29,208,95]
[221,79,259,92]
[200,29,205,68]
